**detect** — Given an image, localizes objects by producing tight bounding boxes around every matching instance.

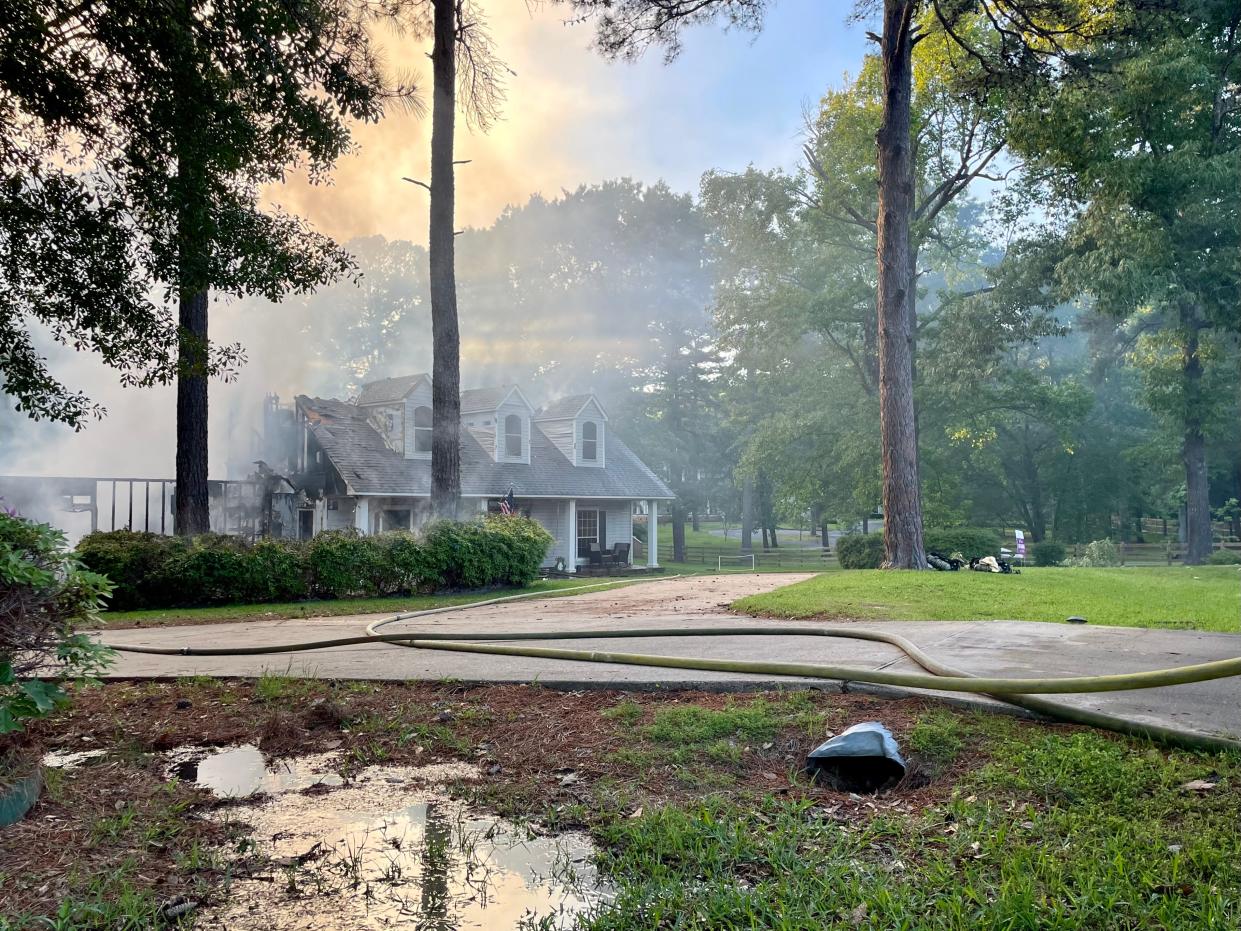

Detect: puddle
[168,745,344,798]
[196,756,608,930]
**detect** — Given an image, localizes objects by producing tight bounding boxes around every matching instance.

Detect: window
[581,421,598,461]
[413,406,432,453]
[504,414,523,458]
[576,508,599,556]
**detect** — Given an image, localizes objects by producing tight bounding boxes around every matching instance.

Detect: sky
[2,0,875,484]
[276,0,873,244]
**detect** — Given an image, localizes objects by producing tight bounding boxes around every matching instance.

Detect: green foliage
[835,533,885,569]
[305,529,381,599]
[1207,549,1241,566]
[1064,539,1121,568]
[2,0,399,424]
[75,531,188,611]
[1,512,113,737]
[923,527,1002,560]
[76,518,553,611]
[1032,540,1067,567]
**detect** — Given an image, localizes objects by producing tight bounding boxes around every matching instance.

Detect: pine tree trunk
[1181,317,1211,564]
[691,509,700,532]
[429,0,461,521]
[174,286,210,536]
[875,0,926,569]
[740,477,754,553]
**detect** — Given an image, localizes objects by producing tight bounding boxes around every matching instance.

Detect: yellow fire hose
[105,578,1241,753]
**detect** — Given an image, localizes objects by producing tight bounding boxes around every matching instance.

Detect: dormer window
[504,414,523,458]
[413,406,432,453]
[582,422,598,461]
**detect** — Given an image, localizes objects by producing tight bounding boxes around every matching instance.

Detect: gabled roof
[296,395,673,500]
[460,384,532,414]
[356,373,428,406]
[535,393,609,422]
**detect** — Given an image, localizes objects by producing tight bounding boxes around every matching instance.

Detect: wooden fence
[633,539,837,569]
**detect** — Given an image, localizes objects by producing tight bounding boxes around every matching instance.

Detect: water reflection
[195,755,605,930]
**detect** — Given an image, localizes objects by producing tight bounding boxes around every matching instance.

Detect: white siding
[537,418,575,462]
[324,497,356,531]
[365,404,404,453]
[528,499,571,567]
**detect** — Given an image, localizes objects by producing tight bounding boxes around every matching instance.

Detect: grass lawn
[89,577,637,628]
[733,566,1241,631]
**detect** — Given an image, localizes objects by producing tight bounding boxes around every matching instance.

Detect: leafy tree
[996,0,1241,562]
[560,0,1113,567]
[2,0,408,533]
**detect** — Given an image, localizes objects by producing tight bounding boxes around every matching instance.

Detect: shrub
[484,515,554,586]
[1,511,113,740]
[1207,548,1241,566]
[72,516,554,610]
[835,533,884,569]
[923,527,1002,561]
[306,529,380,598]
[75,530,188,610]
[249,539,310,601]
[373,531,436,594]
[1063,539,1120,568]
[1032,540,1067,567]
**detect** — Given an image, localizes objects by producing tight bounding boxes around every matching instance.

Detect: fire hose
[105,579,1241,754]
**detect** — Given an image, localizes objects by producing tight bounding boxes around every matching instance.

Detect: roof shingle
[297,395,674,500]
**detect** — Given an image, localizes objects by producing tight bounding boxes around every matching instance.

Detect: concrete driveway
[98,573,1241,743]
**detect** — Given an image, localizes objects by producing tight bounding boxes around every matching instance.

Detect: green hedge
[76,516,553,610]
[835,528,1004,569]
[835,533,885,569]
[922,527,1002,560]
[1032,540,1067,567]
[1207,548,1241,565]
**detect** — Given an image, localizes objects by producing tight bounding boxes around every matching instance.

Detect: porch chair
[587,543,604,567]
[610,542,630,566]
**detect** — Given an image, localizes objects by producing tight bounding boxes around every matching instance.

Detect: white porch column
[354,498,370,535]
[566,499,577,573]
[647,500,660,568]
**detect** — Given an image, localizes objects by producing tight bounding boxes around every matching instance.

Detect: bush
[72,516,554,610]
[1063,539,1120,568]
[1207,548,1241,565]
[306,529,380,598]
[923,527,1002,561]
[2,511,113,740]
[75,530,188,610]
[1032,540,1067,567]
[835,533,885,569]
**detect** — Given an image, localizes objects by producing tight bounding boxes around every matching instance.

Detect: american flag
[500,489,516,515]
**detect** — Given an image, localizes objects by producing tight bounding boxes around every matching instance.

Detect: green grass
[584,718,1241,930]
[733,566,1241,631]
[89,577,638,628]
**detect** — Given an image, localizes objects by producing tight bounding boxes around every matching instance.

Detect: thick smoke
[0,181,713,534]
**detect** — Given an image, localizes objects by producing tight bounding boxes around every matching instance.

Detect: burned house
[290,374,674,570]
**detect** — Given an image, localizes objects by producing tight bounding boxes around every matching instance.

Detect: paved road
[98,573,1241,743]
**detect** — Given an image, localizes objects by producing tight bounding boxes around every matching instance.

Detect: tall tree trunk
[875,0,926,569]
[429,0,461,521]
[174,287,210,535]
[671,503,687,562]
[740,477,754,553]
[691,509,700,532]
[1181,316,1211,564]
